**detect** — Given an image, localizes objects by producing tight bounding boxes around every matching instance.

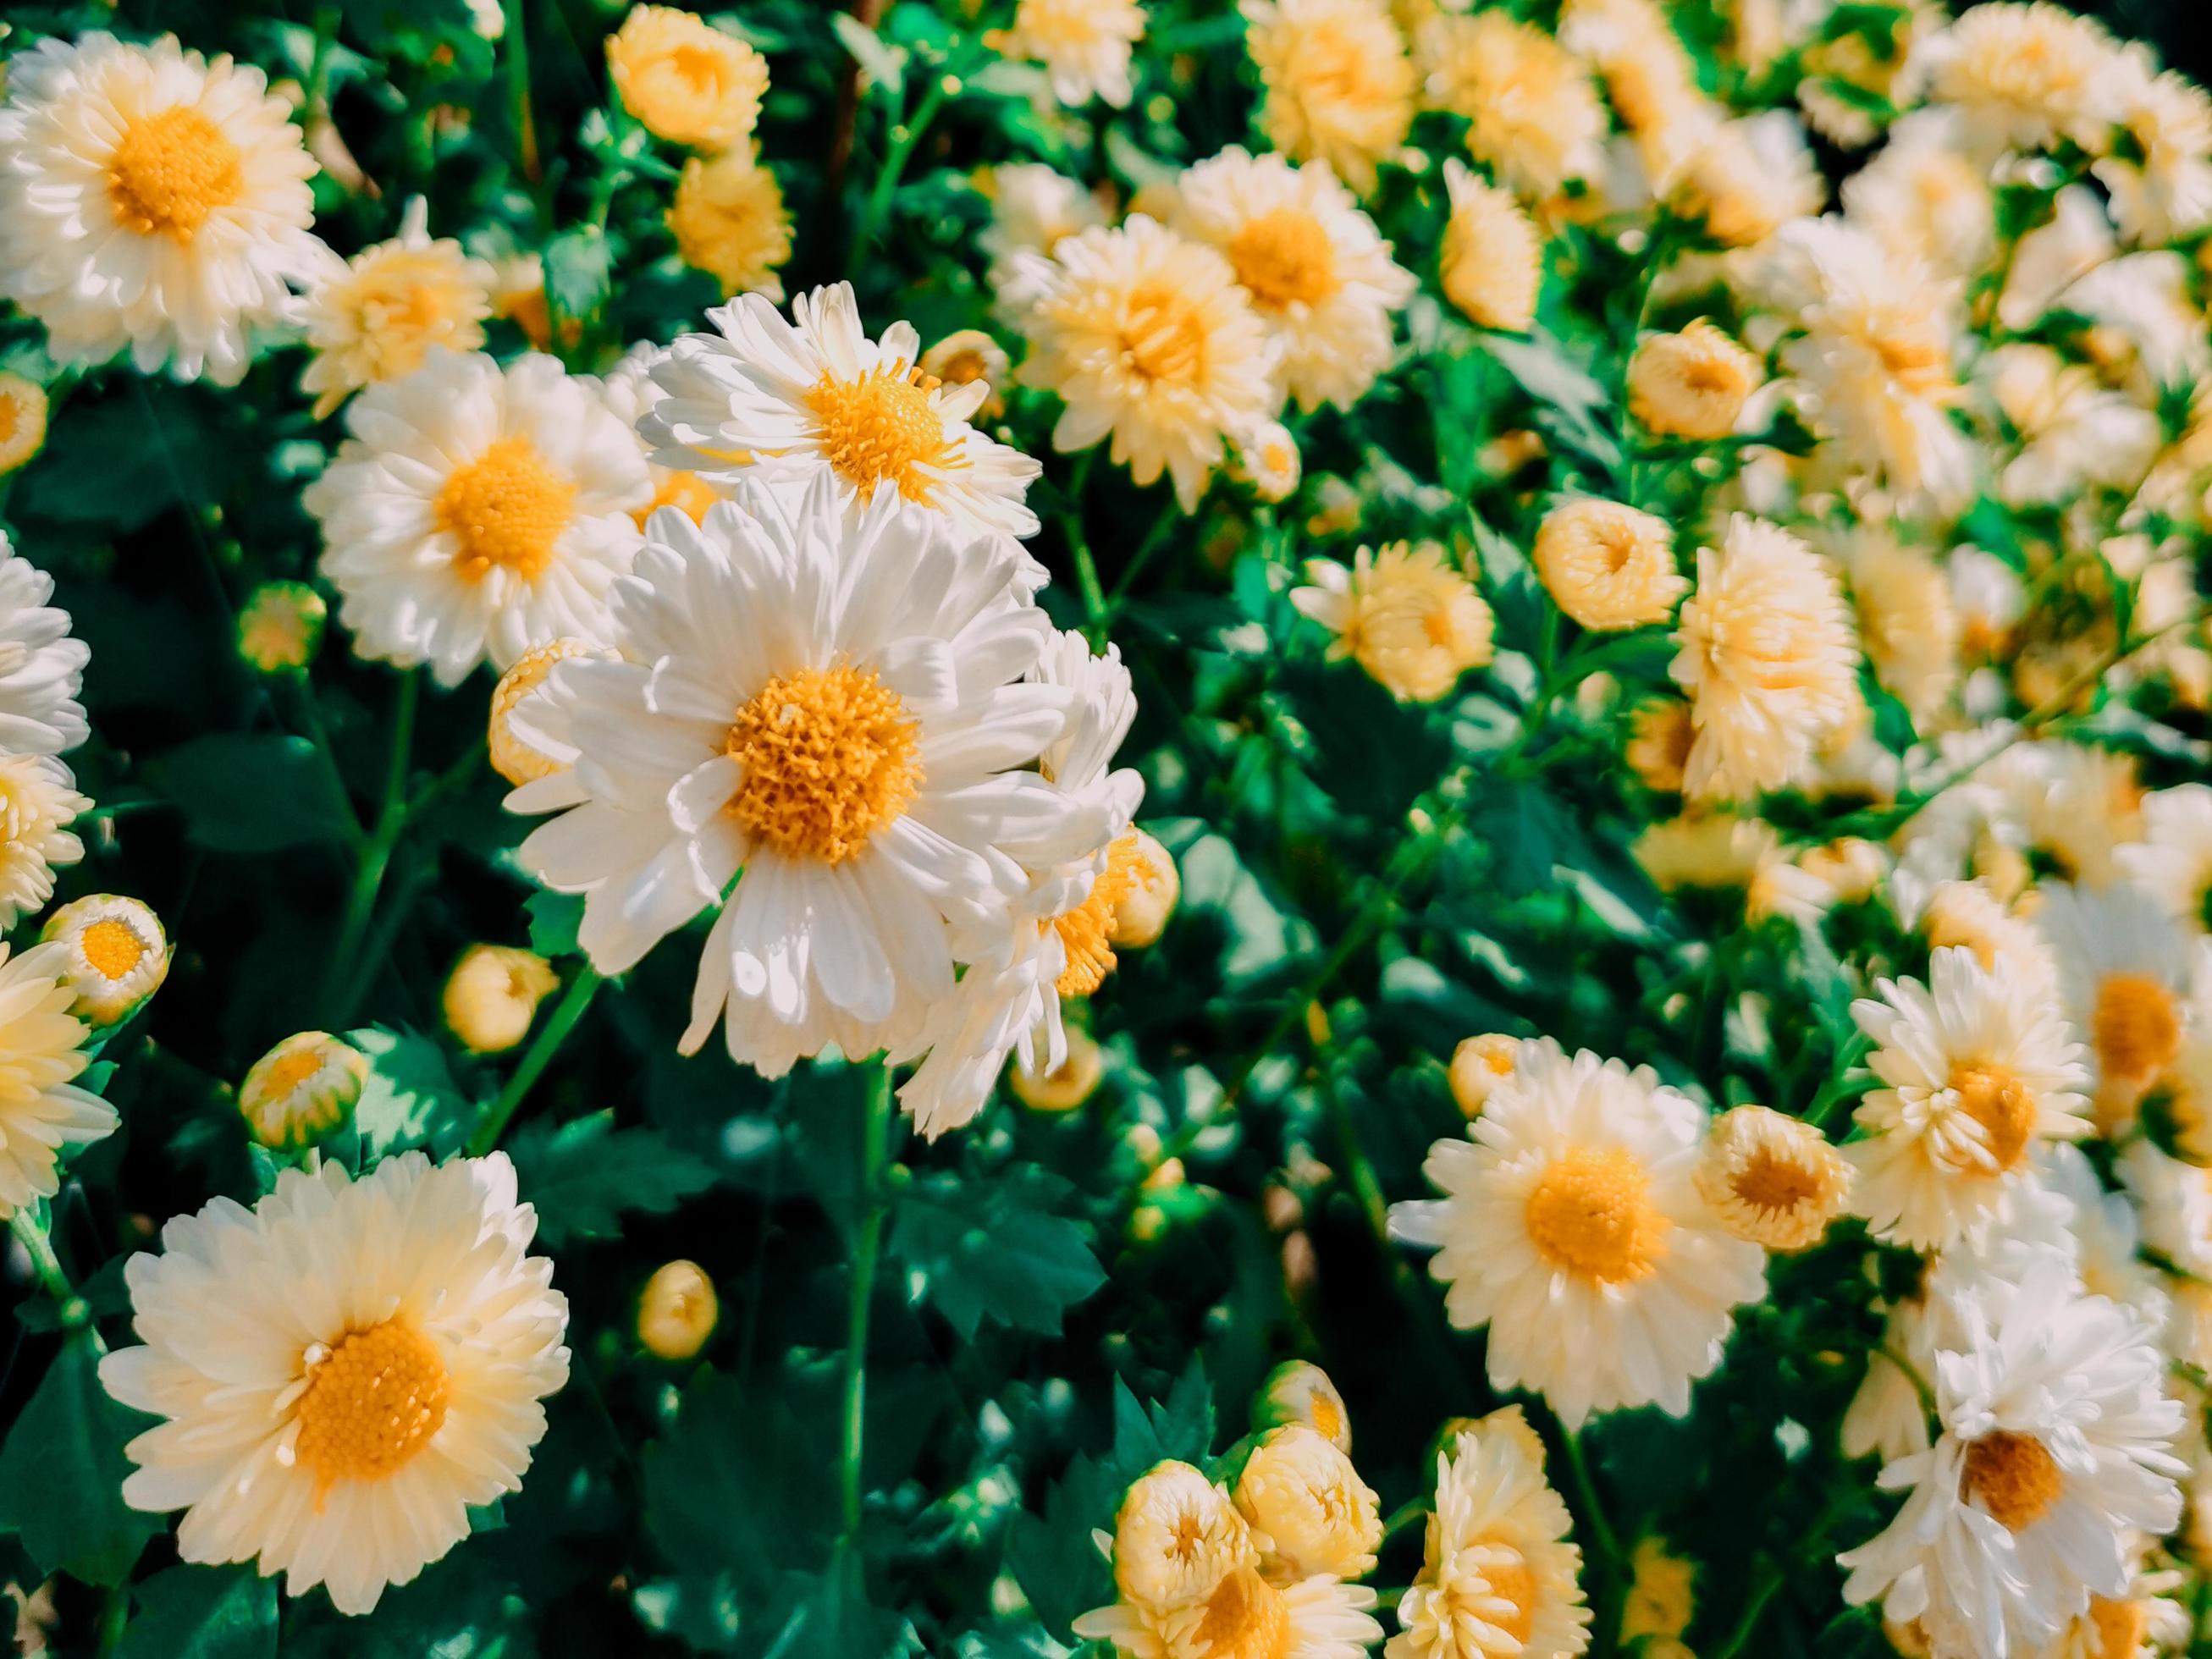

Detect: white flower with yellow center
[306,349,649,684]
[1438,161,1542,333]
[299,197,494,420]
[1168,147,1414,413]
[0,372,49,474]
[236,1031,367,1151]
[2036,881,2204,1128]
[979,163,1109,319]
[992,0,1148,108]
[1912,1,2132,161]
[1240,0,1415,195]
[1917,879,2061,1006]
[1531,498,1686,632]
[1669,514,1862,802]
[1628,320,1763,442]
[1670,111,1826,250]
[1695,1104,1852,1252]
[101,1153,570,1617]
[0,535,91,758]
[644,283,1040,539]
[0,754,89,931]
[605,5,768,152]
[1838,1263,2183,1658]
[2094,66,2212,247]
[1390,1044,1768,1427]
[0,32,321,384]
[1016,216,1279,510]
[0,940,116,1220]
[1293,541,1495,704]
[2119,785,2212,934]
[1841,109,1997,282]
[1416,9,1606,201]
[1846,945,2090,1252]
[38,894,170,1028]
[1235,1425,1382,1581]
[1388,1416,1591,1659]
[513,475,1089,1078]
[1256,1359,1354,1453]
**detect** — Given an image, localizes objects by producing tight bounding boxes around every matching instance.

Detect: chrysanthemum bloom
[1083,1560,1382,1659]
[1292,542,1495,703]
[488,251,558,352]
[1256,1359,1354,1453]
[1240,0,1414,194]
[1438,162,1542,334]
[488,638,592,787]
[1914,1,2132,160]
[1985,741,2145,893]
[0,33,320,383]
[1236,1424,1382,1580]
[1918,879,2060,1005]
[990,0,1147,107]
[1391,1044,1768,1426]
[1558,0,1701,137]
[0,372,49,474]
[591,344,727,532]
[979,163,1109,316]
[2120,785,2212,934]
[1449,1033,1523,1118]
[1416,10,1606,201]
[443,945,560,1054]
[1107,1462,1257,1614]
[1669,515,1861,802]
[1694,1104,1851,1252]
[101,1154,571,1616]
[1628,321,1762,441]
[919,329,1012,422]
[1008,1025,1105,1111]
[1839,1264,2183,1657]
[637,1259,719,1360]
[38,894,169,1028]
[236,1031,367,1151]
[1840,109,1997,282]
[2,537,90,763]
[2095,66,2212,247]
[0,754,89,932]
[1831,529,1958,728]
[2121,1138,2212,1278]
[667,151,792,300]
[1532,499,1685,632]
[1624,698,1695,794]
[1389,1416,1591,1659]
[2036,881,2204,1127]
[1630,810,1779,892]
[0,940,115,1220]
[1845,945,2091,1252]
[605,6,768,152]
[647,283,1041,537]
[1669,112,1825,249]
[298,199,494,420]
[1235,420,1304,502]
[513,477,1093,1078]
[1981,342,2160,507]
[306,349,650,684]
[235,581,328,675]
[1169,148,1414,413]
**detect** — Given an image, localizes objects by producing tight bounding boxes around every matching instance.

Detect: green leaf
[347,1027,473,1158]
[543,228,613,331]
[890,1168,1106,1339]
[12,384,240,534]
[0,1337,164,1587]
[281,1554,534,1656]
[830,13,906,96]
[146,734,356,853]
[508,1111,716,1248]
[116,1566,278,1659]
[525,890,584,958]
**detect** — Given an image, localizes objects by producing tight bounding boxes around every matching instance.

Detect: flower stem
[854,74,952,257]
[466,967,604,1157]
[8,1209,74,1305]
[504,0,541,186]
[839,1059,896,1544]
[322,670,418,1026]
[1560,1426,1624,1567]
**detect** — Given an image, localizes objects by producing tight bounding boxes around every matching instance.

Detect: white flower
[101,1154,570,1617]
[2034,881,2202,1122]
[0,32,321,384]
[2094,64,2212,247]
[2118,784,2212,932]
[40,894,171,1028]
[305,349,650,684]
[2060,251,2210,392]
[1390,1044,1767,1428]
[994,0,1147,107]
[0,753,89,931]
[642,283,1042,540]
[0,940,116,1220]
[0,533,91,757]
[1911,2,2132,160]
[2042,1143,2170,1335]
[1997,185,2116,332]
[1842,109,1997,281]
[1981,344,2160,506]
[2121,1139,2212,1279]
[979,163,1109,320]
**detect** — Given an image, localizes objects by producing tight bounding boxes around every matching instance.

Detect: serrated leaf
[146,734,355,853]
[0,1337,163,1587]
[509,1111,716,1248]
[115,1565,278,1659]
[347,1027,473,1158]
[12,384,240,534]
[889,1169,1106,1338]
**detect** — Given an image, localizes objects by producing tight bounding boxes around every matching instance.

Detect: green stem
[321,672,418,1025]
[8,1210,74,1305]
[96,1584,128,1658]
[504,0,542,187]
[466,967,604,1156]
[1377,1496,1429,1546]
[1560,1427,1624,1567]
[839,1060,896,1543]
[1101,493,1183,623]
[1709,1564,1785,1659]
[853,75,951,257]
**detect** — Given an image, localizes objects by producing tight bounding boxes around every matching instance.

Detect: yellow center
[1122,284,1210,384]
[723,664,921,864]
[1524,1147,1669,1284]
[1227,208,1341,309]
[2088,1596,2149,1659]
[1732,1148,1822,1215]
[1053,833,1145,998]
[0,396,18,445]
[803,369,946,499]
[1961,1430,2062,1532]
[258,1047,326,1101]
[108,106,243,240]
[1950,1063,2036,1171]
[670,42,732,97]
[80,918,148,982]
[293,1320,451,1498]
[1193,1567,1292,1659]
[1307,1392,1345,1446]
[435,438,577,583]
[1476,1543,1538,1644]
[634,469,721,530]
[2093,972,2184,1082]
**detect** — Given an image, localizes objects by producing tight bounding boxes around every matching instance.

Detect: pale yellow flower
[1632,810,1779,891]
[1293,542,1494,703]
[236,1031,367,1151]
[667,150,792,300]
[1241,0,1415,194]
[0,940,116,1220]
[1695,1105,1852,1251]
[1919,1,2130,159]
[1418,10,1606,200]
[1629,321,1762,441]
[1439,161,1542,333]
[0,372,48,474]
[443,945,560,1054]
[1625,698,1696,795]
[1236,420,1304,502]
[1109,828,1180,948]
[1256,1359,1354,1452]
[1450,1033,1523,1117]
[300,199,494,419]
[1010,1025,1106,1111]
[0,753,87,932]
[1833,531,1957,728]
[607,5,768,152]
[1234,1424,1383,1579]
[1621,1535,1697,1644]
[637,1259,719,1360]
[1533,499,1685,631]
[992,0,1147,108]
[919,328,1012,422]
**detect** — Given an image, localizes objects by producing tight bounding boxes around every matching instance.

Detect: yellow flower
[235,581,327,674]
[1449,1033,1522,1117]
[637,1259,720,1360]
[1293,541,1494,703]
[1695,1105,1852,1252]
[606,5,768,152]
[0,372,49,474]
[443,945,560,1054]
[0,940,116,1221]
[299,198,494,419]
[1241,0,1415,194]
[990,0,1146,108]
[1632,810,1779,891]
[488,639,590,788]
[1110,1461,1256,1612]
[1110,828,1180,947]
[38,895,168,1028]
[1625,697,1696,794]
[1255,1359,1354,1452]
[1533,498,1685,632]
[1621,1535,1697,1642]
[1629,321,1762,441]
[1010,1026,1106,1111]
[1439,160,1542,333]
[667,150,792,300]
[237,1031,367,1151]
[1834,531,1957,728]
[1418,10,1606,200]
[1233,1424,1382,1579]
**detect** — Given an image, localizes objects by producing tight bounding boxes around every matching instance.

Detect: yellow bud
[637,1259,720,1361]
[442,945,559,1053]
[1010,1027,1104,1111]
[1109,829,1179,948]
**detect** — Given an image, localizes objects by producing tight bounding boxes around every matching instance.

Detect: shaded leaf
[0,1337,163,1587]
[116,1565,278,1659]
[146,735,355,853]
[509,1111,716,1248]
[889,1168,1106,1339]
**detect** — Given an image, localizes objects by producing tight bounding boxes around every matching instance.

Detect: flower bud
[236,582,327,675]
[443,945,559,1053]
[637,1259,720,1361]
[1109,829,1178,948]
[238,1031,367,1150]
[1010,1026,1103,1111]
[1254,1359,1351,1452]
[40,895,169,1027]
[1233,1425,1381,1579]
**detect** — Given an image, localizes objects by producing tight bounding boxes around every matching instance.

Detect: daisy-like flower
[1240,0,1415,195]
[1829,528,1959,728]
[1236,419,1304,502]
[0,940,115,1220]
[1695,1104,1853,1252]
[1918,879,2062,1005]
[1670,515,1862,802]
[666,150,792,300]
[605,5,769,153]
[0,372,49,474]
[2094,66,2212,247]
[2121,1139,2212,1278]
[1104,1462,1257,1616]
[298,198,494,420]
[39,895,170,1028]
[0,32,320,384]
[1838,1263,2183,1657]
[1014,217,1277,510]
[1841,109,1998,283]
[1984,742,2144,893]
[1168,147,1414,413]
[101,1154,570,1616]
[979,163,1109,317]
[0,754,89,932]
[443,945,560,1054]
[1628,321,1762,442]
[513,476,1095,1078]
[991,0,1147,108]
[1450,1033,1525,1118]
[1845,945,2091,1252]
[0,534,91,758]
[1624,698,1696,794]
[646,283,1041,537]
[1981,343,2160,507]
[2036,881,2203,1127]
[236,581,328,674]
[1390,1044,1768,1427]
[1292,542,1495,703]
[1913,1,2131,160]
[637,1259,719,1361]
[1416,10,1607,201]
[1531,499,1685,632]
[1256,1359,1354,1453]
[593,344,726,531]
[235,1031,367,1151]
[2119,785,2212,933]
[1388,1414,1591,1659]
[1235,1424,1382,1580]
[488,638,593,787]
[1670,112,1826,250]
[306,349,650,684]
[1438,162,1542,333]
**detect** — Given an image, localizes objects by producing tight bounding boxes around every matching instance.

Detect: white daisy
[2041,1143,2170,1335]
[993,0,1147,108]
[0,753,89,932]
[979,163,1110,321]
[2119,1139,2212,1280]
[0,940,116,1220]
[0,534,91,758]
[2034,882,2202,1125]
[1841,108,1997,282]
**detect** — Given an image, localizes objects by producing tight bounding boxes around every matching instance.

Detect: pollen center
[671,42,733,96]
[80,918,148,981]
[1194,1566,1293,1659]
[435,438,577,583]
[1524,1146,1670,1284]
[294,1320,450,1495]
[1123,284,1210,384]
[1947,1062,2037,1172]
[2089,1596,2149,1659]
[1227,209,1341,309]
[1961,1430,2062,1532]
[1053,833,1145,998]
[108,106,243,240]
[724,664,921,864]
[2093,971,2184,1082]
[1731,1147,1823,1214]
[257,1047,325,1101]
[803,368,947,499]
[634,468,721,530]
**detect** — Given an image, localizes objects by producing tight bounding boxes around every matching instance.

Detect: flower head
[1438,162,1542,333]
[443,945,560,1054]
[667,150,792,300]
[237,1031,367,1151]
[1695,1104,1852,1251]
[0,372,49,474]
[0,753,88,932]
[1241,0,1415,194]
[39,894,169,1028]
[1628,321,1762,441]
[1256,1359,1354,1452]
[1235,1424,1382,1579]
[300,198,494,419]
[2,526,91,762]
[992,0,1147,107]
[1294,542,1494,703]
[1418,10,1606,200]
[236,581,328,674]
[1450,1033,1525,1118]
[606,6,768,152]
[1533,499,1685,632]
[637,1259,719,1360]
[0,940,114,1220]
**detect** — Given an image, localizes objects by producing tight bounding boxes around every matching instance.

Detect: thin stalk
[839,1060,896,1543]
[853,74,952,258]
[1101,493,1185,622]
[504,0,541,185]
[466,967,604,1156]
[321,671,418,1024]
[1560,1427,1624,1567]
[8,1210,74,1305]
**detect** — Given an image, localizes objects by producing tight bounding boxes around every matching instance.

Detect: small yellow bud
[488,639,588,786]
[236,581,327,675]
[442,945,560,1053]
[0,372,51,475]
[1109,829,1178,948]
[1448,1033,1521,1116]
[40,895,169,1028]
[1254,1359,1353,1453]
[1010,1027,1104,1111]
[637,1259,720,1361]
[238,1032,367,1150]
